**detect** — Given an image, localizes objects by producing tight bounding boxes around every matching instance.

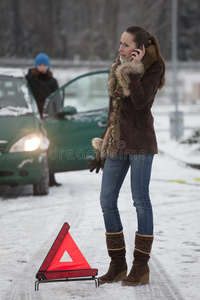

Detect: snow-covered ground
[0,67,200,299]
[0,149,199,300]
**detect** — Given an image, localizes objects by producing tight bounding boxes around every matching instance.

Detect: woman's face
[119,31,137,59]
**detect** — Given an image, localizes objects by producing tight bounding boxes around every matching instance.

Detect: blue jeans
[100,154,154,235]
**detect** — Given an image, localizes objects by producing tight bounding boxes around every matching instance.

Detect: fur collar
[108,45,158,97]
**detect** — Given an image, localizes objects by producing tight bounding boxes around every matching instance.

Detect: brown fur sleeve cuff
[115,61,145,97]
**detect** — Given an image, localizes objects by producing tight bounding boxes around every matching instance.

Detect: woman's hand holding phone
[130,44,145,63]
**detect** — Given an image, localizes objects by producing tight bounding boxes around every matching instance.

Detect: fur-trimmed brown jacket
[92,45,164,158]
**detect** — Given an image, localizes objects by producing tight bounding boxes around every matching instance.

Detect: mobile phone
[137,45,143,51]
[135,45,143,54]
[131,45,143,57]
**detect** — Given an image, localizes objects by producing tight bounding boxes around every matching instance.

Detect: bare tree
[0,0,199,61]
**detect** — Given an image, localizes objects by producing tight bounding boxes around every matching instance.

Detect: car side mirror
[57,106,77,118]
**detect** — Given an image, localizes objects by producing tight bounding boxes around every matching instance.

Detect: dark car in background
[0,69,109,195]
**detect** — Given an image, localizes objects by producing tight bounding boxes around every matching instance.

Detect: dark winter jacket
[26,68,58,117]
[92,45,164,157]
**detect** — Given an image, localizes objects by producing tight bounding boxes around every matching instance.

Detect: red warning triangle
[35,222,98,288]
[47,231,91,271]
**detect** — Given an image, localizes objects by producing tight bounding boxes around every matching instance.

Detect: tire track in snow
[147,255,185,300]
[123,211,184,300]
[9,280,44,300]
[125,227,185,300]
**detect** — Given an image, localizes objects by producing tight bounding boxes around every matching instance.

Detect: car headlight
[9,133,49,153]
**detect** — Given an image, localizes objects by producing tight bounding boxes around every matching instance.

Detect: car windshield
[0,76,33,115]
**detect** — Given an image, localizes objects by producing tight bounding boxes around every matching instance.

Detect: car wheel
[33,155,49,196]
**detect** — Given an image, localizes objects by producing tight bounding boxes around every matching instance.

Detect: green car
[0,68,109,195]
[0,69,50,195]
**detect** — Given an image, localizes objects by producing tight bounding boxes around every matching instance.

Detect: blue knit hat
[35,53,50,67]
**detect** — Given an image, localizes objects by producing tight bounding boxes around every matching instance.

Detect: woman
[89,26,165,286]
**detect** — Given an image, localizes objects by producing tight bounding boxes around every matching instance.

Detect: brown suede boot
[122,232,154,286]
[99,231,127,285]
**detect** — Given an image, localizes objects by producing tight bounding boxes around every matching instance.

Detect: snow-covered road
[0,151,199,300]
